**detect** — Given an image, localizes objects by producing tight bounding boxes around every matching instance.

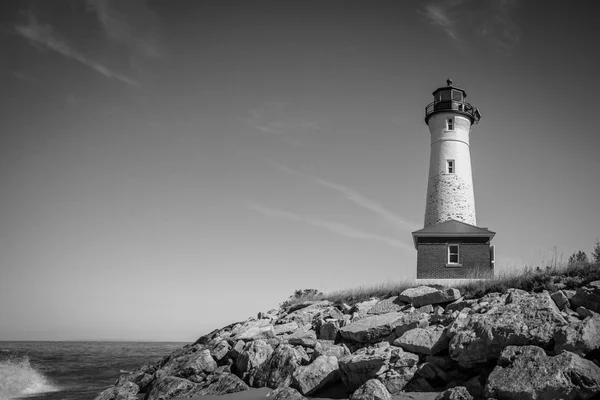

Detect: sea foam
[0,356,58,400]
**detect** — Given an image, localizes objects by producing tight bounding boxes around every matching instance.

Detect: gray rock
[236,340,274,386]
[114,364,155,393]
[312,340,350,361]
[267,386,306,400]
[486,345,600,400]
[279,301,336,329]
[368,297,407,315]
[232,319,276,341]
[551,290,570,310]
[179,349,217,379]
[340,312,405,343]
[394,313,430,337]
[399,287,461,307]
[94,381,139,400]
[319,320,340,340]
[349,378,392,400]
[448,289,567,367]
[292,355,340,396]
[274,322,299,336]
[445,298,476,314]
[577,306,598,318]
[378,365,418,394]
[352,298,380,316]
[435,386,473,400]
[555,314,600,356]
[284,328,318,348]
[145,376,197,400]
[338,351,390,391]
[253,344,303,389]
[571,280,600,314]
[192,373,249,396]
[210,340,231,362]
[418,305,434,313]
[412,362,450,388]
[395,326,449,355]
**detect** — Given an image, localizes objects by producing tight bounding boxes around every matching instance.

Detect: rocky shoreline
[95,280,600,400]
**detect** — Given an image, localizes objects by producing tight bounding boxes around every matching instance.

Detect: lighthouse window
[447,118,454,130]
[448,244,460,264]
[447,160,455,173]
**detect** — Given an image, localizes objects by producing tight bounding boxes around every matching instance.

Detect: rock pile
[95,281,600,400]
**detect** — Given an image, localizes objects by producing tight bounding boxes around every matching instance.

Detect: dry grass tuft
[283,261,600,307]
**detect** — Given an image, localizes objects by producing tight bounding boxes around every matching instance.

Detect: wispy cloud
[268,160,420,232]
[245,103,320,147]
[87,0,161,59]
[11,70,35,82]
[420,3,463,45]
[249,203,412,250]
[14,14,140,87]
[420,0,521,54]
[477,0,521,55]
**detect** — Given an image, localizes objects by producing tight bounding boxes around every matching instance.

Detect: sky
[0,0,599,342]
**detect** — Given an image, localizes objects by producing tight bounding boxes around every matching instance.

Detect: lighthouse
[412,80,495,282]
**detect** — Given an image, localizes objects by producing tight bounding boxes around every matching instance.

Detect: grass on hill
[282,261,600,308]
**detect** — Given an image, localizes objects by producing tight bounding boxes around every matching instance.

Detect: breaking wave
[0,356,58,399]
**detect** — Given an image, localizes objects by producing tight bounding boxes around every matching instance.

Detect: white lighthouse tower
[412,80,494,282]
[423,79,481,227]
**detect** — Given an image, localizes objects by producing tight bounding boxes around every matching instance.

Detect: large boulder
[179,349,217,379]
[94,381,139,400]
[570,280,600,314]
[338,349,391,391]
[191,373,249,396]
[378,348,420,394]
[394,312,430,337]
[253,344,303,388]
[312,340,350,361]
[394,326,449,355]
[319,320,341,340]
[447,289,567,367]
[279,301,335,329]
[274,322,299,336]
[349,378,392,400]
[398,287,461,307]
[114,364,156,393]
[235,340,274,386]
[209,340,231,363]
[284,328,318,348]
[554,314,600,357]
[231,319,276,341]
[485,345,600,400]
[367,297,407,315]
[145,376,197,400]
[340,312,405,343]
[292,355,340,396]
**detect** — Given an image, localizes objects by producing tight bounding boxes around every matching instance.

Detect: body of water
[0,341,186,400]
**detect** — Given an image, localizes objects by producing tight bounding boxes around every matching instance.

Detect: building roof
[411,219,495,248]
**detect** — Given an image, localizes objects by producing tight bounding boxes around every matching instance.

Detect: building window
[447,118,454,130]
[448,244,460,264]
[447,160,455,173]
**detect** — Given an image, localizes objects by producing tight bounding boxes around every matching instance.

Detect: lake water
[0,341,186,400]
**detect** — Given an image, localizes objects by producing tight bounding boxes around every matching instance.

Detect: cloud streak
[249,203,412,250]
[14,14,140,87]
[420,3,463,45]
[87,0,161,59]
[245,103,320,147]
[268,160,420,232]
[420,0,521,54]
